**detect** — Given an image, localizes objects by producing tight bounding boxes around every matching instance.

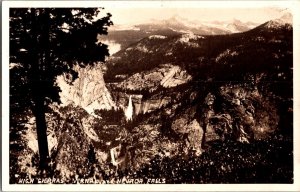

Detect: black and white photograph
[2,0,300,191]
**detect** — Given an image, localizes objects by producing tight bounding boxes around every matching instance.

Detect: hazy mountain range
[99,12,292,55]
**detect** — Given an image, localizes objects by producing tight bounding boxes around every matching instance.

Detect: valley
[9,12,293,184]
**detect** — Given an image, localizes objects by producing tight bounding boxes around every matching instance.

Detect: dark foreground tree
[10,8,112,171]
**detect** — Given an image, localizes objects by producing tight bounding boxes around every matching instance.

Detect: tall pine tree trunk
[32,94,49,171]
[30,8,50,171]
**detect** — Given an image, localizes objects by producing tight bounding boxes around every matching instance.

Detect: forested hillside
[9,10,293,184]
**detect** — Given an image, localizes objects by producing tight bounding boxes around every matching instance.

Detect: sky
[100,5,291,25]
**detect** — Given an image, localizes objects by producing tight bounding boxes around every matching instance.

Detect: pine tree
[9,8,112,171]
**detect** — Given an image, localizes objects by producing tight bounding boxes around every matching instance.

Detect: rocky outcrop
[171,117,203,155]
[10,13,292,184]
[160,65,192,88]
[200,84,278,145]
[116,64,191,91]
[46,105,108,180]
[56,64,116,114]
[52,76,281,177]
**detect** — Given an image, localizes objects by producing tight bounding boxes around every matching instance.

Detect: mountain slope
[105,19,292,83]
[12,17,292,183]
[100,16,259,55]
[104,17,292,147]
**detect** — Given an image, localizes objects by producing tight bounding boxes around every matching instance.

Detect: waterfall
[110,148,117,166]
[125,95,133,121]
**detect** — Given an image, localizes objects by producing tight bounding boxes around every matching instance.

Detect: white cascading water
[125,95,133,121]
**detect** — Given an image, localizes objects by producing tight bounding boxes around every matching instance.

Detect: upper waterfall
[125,95,133,121]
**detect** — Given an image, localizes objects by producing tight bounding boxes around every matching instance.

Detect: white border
[1,0,300,8]
[2,1,300,191]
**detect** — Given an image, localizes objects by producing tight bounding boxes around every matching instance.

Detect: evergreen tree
[9,8,112,171]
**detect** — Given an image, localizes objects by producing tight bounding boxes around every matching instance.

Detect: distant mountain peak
[257,11,292,31]
[258,20,292,32]
[231,18,243,25]
[279,12,292,24]
[169,14,182,20]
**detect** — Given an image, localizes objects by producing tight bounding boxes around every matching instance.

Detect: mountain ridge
[52,16,292,177]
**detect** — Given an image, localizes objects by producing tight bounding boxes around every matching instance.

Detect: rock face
[49,17,289,176]
[9,12,293,184]
[201,85,279,145]
[160,65,192,88]
[171,117,203,155]
[116,64,191,91]
[57,64,116,114]
[139,97,171,114]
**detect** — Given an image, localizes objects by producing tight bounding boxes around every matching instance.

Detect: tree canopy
[10,8,113,171]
